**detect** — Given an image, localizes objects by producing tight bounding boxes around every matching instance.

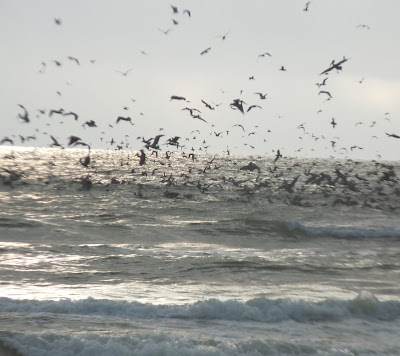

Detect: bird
[356,24,370,30]
[170,95,187,101]
[319,90,333,99]
[200,47,211,55]
[83,120,97,128]
[50,136,63,148]
[68,136,82,146]
[201,99,214,110]
[115,68,133,76]
[67,56,80,65]
[233,124,245,132]
[230,99,246,114]
[171,5,178,13]
[182,107,201,115]
[257,52,271,59]
[274,149,283,162]
[320,56,349,75]
[63,111,79,120]
[137,149,146,165]
[315,78,328,87]
[279,66,287,71]
[158,27,173,35]
[386,132,400,139]
[54,18,62,25]
[116,116,134,125]
[79,155,91,167]
[183,9,191,17]
[146,135,164,150]
[247,105,262,112]
[331,118,337,128]
[218,32,229,40]
[49,108,64,117]
[1,137,14,145]
[254,92,268,99]
[303,1,311,11]
[17,104,30,123]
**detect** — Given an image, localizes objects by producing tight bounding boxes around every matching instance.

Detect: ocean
[0,147,399,355]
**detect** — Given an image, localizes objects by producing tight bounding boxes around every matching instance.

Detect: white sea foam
[1,292,399,323]
[283,219,400,239]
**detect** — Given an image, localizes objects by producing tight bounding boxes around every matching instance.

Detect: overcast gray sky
[1,0,400,160]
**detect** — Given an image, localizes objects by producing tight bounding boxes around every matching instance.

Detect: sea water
[0,147,399,355]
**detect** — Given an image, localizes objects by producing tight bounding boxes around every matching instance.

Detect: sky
[1,0,400,161]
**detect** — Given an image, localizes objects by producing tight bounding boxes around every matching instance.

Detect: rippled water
[0,147,399,355]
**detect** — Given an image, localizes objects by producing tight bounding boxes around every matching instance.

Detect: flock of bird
[1,2,399,168]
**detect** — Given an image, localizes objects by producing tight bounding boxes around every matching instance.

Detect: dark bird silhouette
[257,52,271,59]
[320,56,349,75]
[331,118,337,128]
[83,120,97,127]
[116,116,134,125]
[167,136,181,147]
[67,56,80,65]
[218,32,229,40]
[279,66,287,71]
[137,149,146,165]
[80,155,91,167]
[54,18,62,25]
[68,136,82,146]
[183,9,191,17]
[49,108,64,117]
[200,47,211,55]
[233,124,245,132]
[386,132,400,139]
[50,136,63,148]
[319,90,333,99]
[247,105,262,112]
[1,137,14,145]
[356,24,370,30]
[274,149,282,162]
[230,99,246,114]
[17,104,30,123]
[63,111,79,120]
[115,68,133,76]
[254,92,268,99]
[170,95,187,101]
[201,99,214,110]
[303,2,311,11]
[146,135,165,150]
[171,5,178,13]
[192,114,207,123]
[182,107,201,115]
[315,78,328,87]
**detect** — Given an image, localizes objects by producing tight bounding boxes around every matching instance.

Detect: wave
[1,291,399,323]
[1,330,382,356]
[282,218,400,239]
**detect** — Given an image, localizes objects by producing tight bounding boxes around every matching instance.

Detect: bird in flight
[158,27,173,35]
[67,56,80,65]
[218,32,230,40]
[257,52,271,60]
[230,99,246,114]
[17,104,30,123]
[386,132,400,139]
[319,90,333,99]
[200,47,211,55]
[303,2,311,11]
[247,105,262,112]
[255,92,268,99]
[116,116,134,125]
[115,68,133,76]
[54,18,62,25]
[320,56,349,75]
[170,95,187,101]
[356,24,370,30]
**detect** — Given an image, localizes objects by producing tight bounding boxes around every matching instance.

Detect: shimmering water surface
[0,147,399,355]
